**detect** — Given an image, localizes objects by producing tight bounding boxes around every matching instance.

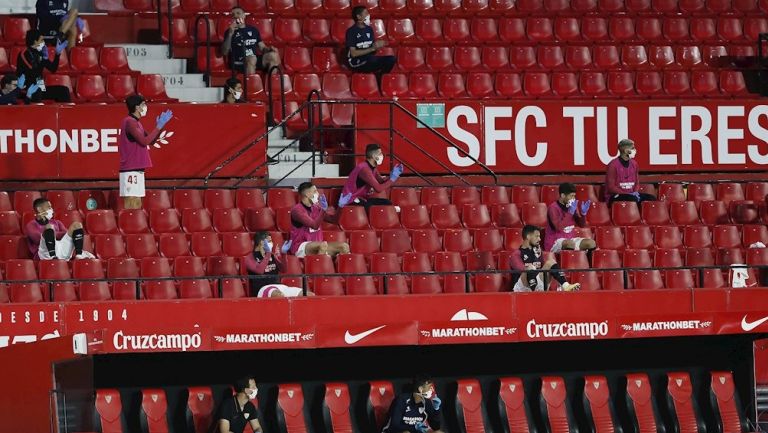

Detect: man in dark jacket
[382,377,444,433]
[16,30,70,103]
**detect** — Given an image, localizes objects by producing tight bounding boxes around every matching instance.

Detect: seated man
[243,231,312,297]
[218,377,263,433]
[383,376,444,433]
[16,30,70,103]
[35,0,83,48]
[604,138,657,204]
[345,6,395,76]
[222,6,280,75]
[223,77,244,103]
[0,74,38,105]
[544,183,597,254]
[341,143,403,210]
[288,182,349,258]
[511,225,580,292]
[26,198,93,260]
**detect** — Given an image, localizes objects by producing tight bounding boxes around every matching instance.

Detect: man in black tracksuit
[16,30,70,103]
[382,377,444,433]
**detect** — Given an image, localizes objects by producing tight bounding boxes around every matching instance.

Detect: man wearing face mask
[118,95,174,210]
[218,377,263,433]
[341,143,403,210]
[244,231,297,297]
[223,77,244,103]
[382,376,444,433]
[0,74,39,105]
[544,183,597,254]
[288,182,349,258]
[511,225,580,292]
[345,6,396,76]
[605,139,657,204]
[26,198,94,260]
[16,30,70,103]
[222,6,280,75]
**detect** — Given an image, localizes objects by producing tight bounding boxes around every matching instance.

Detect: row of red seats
[97,0,768,17]
[0,45,135,75]
[162,15,768,46]
[90,371,746,433]
[4,182,767,213]
[0,17,92,46]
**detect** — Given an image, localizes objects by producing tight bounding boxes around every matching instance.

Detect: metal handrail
[166,0,174,58]
[306,89,324,177]
[759,33,768,67]
[192,14,212,85]
[265,65,286,126]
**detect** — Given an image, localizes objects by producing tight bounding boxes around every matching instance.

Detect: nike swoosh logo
[344,325,386,345]
[741,315,768,332]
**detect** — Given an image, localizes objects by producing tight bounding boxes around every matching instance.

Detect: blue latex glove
[76,17,85,31]
[41,46,49,60]
[318,194,328,210]
[631,191,641,201]
[338,193,353,208]
[262,239,272,254]
[55,40,68,55]
[17,74,25,89]
[567,199,578,215]
[281,240,292,254]
[431,396,442,411]
[156,109,173,129]
[26,84,40,98]
[414,422,429,433]
[390,164,404,182]
[580,199,592,215]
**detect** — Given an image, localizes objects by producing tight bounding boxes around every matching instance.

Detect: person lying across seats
[604,138,657,205]
[382,376,444,433]
[288,182,350,258]
[511,225,580,292]
[26,198,94,260]
[218,376,263,433]
[545,183,597,256]
[35,0,84,49]
[244,231,313,297]
[341,143,403,210]
[16,30,70,103]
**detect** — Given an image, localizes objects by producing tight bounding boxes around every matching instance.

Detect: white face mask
[628,149,636,159]
[247,387,258,400]
[139,105,147,117]
[44,209,54,220]
[363,15,371,25]
[421,388,434,399]
[566,198,576,208]
[233,90,243,100]
[35,42,45,51]
[374,155,384,165]
[266,242,273,251]
[311,192,319,204]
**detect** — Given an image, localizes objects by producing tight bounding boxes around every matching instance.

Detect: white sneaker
[75,251,95,260]
[560,282,581,292]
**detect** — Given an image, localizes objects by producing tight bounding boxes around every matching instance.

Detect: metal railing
[192,14,213,85]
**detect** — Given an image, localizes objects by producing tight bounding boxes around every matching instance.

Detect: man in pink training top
[26,197,94,260]
[118,95,173,210]
[341,143,403,210]
[604,139,656,204]
[288,182,350,258]
[544,183,597,254]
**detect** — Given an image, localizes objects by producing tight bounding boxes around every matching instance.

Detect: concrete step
[166,87,223,103]
[268,163,340,180]
[160,74,207,88]
[128,58,187,75]
[107,44,170,60]
[0,0,34,13]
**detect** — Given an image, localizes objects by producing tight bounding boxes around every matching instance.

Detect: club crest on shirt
[244,413,250,419]
[367,33,371,37]
[418,406,425,414]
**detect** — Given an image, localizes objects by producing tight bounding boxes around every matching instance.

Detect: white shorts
[119,171,146,197]
[258,284,304,298]
[294,241,310,258]
[38,233,75,260]
[550,237,586,254]
[513,273,544,292]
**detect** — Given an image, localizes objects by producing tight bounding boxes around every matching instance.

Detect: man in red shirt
[118,95,173,210]
[26,198,93,260]
[288,182,349,258]
[604,139,656,204]
[340,143,403,210]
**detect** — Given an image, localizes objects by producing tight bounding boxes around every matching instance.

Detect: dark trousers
[30,85,71,103]
[354,197,392,211]
[608,193,656,205]
[349,56,396,75]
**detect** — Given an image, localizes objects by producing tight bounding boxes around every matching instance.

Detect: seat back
[456,378,490,433]
[186,386,214,433]
[323,383,354,433]
[498,377,535,433]
[368,381,395,432]
[583,376,622,433]
[95,389,126,433]
[140,389,169,433]
[540,377,577,433]
[625,374,662,433]
[277,384,310,433]
[666,372,706,433]
[709,372,747,433]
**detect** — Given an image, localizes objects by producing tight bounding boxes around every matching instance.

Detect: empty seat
[125,234,159,259]
[183,209,213,233]
[191,232,222,257]
[595,227,625,251]
[118,209,150,234]
[642,202,671,225]
[443,229,473,253]
[87,210,119,234]
[665,373,707,433]
[655,226,683,250]
[612,202,642,226]
[94,389,128,433]
[624,374,665,433]
[150,209,182,234]
[73,259,111,301]
[174,189,205,210]
[137,74,175,102]
[540,377,577,433]
[700,201,730,225]
[39,259,76,302]
[411,229,442,253]
[380,229,411,255]
[212,209,244,232]
[140,389,170,433]
[498,377,537,433]
[583,375,622,433]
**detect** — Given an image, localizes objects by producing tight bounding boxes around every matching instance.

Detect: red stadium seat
[473,228,503,252]
[720,71,748,97]
[495,72,523,97]
[105,74,136,101]
[626,226,654,250]
[71,47,104,73]
[520,203,547,227]
[594,45,620,70]
[351,74,381,99]
[221,232,252,258]
[622,45,649,69]
[388,18,415,42]
[371,253,408,294]
[561,250,589,270]
[443,229,473,253]
[0,193,10,212]
[13,191,42,213]
[212,209,244,232]
[498,378,537,433]
[431,204,461,229]
[713,225,741,249]
[715,183,745,206]
[349,230,380,254]
[636,17,662,41]
[411,274,443,294]
[444,19,471,42]
[582,17,608,41]
[656,226,684,250]
[141,257,176,299]
[86,210,119,235]
[39,260,76,302]
[664,71,692,96]
[306,254,343,295]
[540,377,577,433]
[743,224,768,247]
[684,226,712,248]
[462,204,492,229]
[641,201,671,225]
[410,73,438,98]
[408,0,434,13]
[415,18,443,42]
[472,18,498,42]
[125,234,159,259]
[511,46,537,70]
[381,73,411,98]
[455,379,491,432]
[594,227,625,251]
[149,209,182,234]
[434,251,467,293]
[107,257,141,299]
[700,201,730,225]
[612,202,642,226]
[191,232,223,257]
[686,247,715,267]
[503,228,523,250]
[0,212,20,236]
[411,230,442,253]
[527,17,554,42]
[118,209,150,235]
[581,72,607,97]
[400,205,431,230]
[717,17,744,42]
[566,46,593,71]
[481,47,510,72]
[664,17,689,42]
[499,18,525,43]
[438,73,468,98]
[76,75,112,102]
[6,259,42,302]
[175,256,212,299]
[655,248,684,268]
[633,270,664,289]
[691,71,720,97]
[369,206,401,230]
[94,389,127,433]
[691,17,717,42]
[607,71,636,97]
[670,202,700,226]
[339,207,370,231]
[397,46,425,72]
[3,18,31,45]
[551,72,578,97]
[380,229,411,254]
[182,209,213,233]
[636,71,663,96]
[455,46,482,71]
[554,18,580,42]
[73,259,111,301]
[677,46,703,69]
[585,202,611,226]
[688,184,715,204]
[665,373,708,433]
[94,234,127,260]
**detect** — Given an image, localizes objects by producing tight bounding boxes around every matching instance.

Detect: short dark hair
[253,231,269,247]
[32,198,49,211]
[225,77,241,91]
[618,139,634,149]
[233,376,254,393]
[1,74,17,88]
[365,143,381,159]
[125,94,145,114]
[231,5,244,12]
[297,182,314,195]
[559,183,576,196]
[352,5,367,19]
[522,224,541,239]
[411,375,433,392]
[25,29,42,47]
